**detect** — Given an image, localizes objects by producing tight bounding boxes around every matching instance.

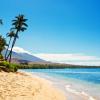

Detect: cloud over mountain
[34,54,100,66]
[11,47,31,54]
[11,47,100,66]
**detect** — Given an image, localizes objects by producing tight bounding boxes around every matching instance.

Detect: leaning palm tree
[7,14,28,62]
[5,31,15,60]
[0,35,7,60]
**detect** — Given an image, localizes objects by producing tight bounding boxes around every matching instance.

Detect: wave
[65,85,96,100]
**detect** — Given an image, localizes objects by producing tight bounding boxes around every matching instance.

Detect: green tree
[7,14,28,62]
[0,35,7,60]
[5,31,15,60]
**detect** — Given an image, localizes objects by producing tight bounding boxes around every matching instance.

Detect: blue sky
[0,0,100,65]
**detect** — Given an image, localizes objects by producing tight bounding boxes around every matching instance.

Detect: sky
[0,0,100,65]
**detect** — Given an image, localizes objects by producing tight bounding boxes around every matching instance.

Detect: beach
[0,72,66,100]
[0,69,100,100]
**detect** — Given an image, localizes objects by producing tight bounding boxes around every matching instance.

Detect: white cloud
[34,54,100,61]
[34,54,100,66]
[11,46,31,54]
[11,46,100,66]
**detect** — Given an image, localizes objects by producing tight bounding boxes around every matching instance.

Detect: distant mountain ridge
[2,49,46,63]
[2,49,100,67]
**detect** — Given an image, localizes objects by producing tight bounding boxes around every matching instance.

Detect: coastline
[23,71,100,100]
[0,71,66,100]
[0,69,100,100]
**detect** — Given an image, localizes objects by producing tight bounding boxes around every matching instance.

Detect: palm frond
[20,27,27,32]
[22,19,28,22]
[10,27,16,31]
[6,31,15,38]
[12,14,28,32]
[23,23,28,27]
[12,20,17,22]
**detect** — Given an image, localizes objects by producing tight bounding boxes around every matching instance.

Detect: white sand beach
[0,71,100,100]
[0,72,66,100]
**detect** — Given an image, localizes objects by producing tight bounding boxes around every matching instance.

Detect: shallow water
[20,68,100,84]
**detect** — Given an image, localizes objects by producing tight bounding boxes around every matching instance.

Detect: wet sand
[28,72,99,100]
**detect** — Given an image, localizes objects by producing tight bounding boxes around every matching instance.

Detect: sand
[0,72,66,100]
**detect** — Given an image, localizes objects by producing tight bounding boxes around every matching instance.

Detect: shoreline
[23,71,100,100]
[0,69,100,100]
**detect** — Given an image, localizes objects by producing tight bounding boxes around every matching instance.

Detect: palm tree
[7,14,28,62]
[0,20,4,60]
[5,31,15,60]
[0,35,7,60]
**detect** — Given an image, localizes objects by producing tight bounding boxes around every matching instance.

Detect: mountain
[2,47,100,67]
[2,49,46,63]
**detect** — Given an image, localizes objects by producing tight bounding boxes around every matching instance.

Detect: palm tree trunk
[5,37,11,60]
[9,37,17,62]
[6,30,18,63]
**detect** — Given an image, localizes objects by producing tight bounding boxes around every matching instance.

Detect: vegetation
[0,14,28,72]
[0,61,18,72]
[6,15,28,62]
[0,19,5,61]
[0,15,99,73]
[5,31,15,60]
[0,35,7,61]
[15,63,100,69]
[1,61,100,71]
[0,54,3,60]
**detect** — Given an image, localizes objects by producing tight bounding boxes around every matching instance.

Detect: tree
[0,35,7,60]
[0,20,3,60]
[5,31,15,60]
[7,14,28,62]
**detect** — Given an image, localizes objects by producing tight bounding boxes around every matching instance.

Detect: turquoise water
[20,68,100,84]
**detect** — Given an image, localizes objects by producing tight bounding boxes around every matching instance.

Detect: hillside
[2,50,46,63]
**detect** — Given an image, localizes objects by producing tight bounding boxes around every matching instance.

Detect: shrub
[0,54,3,61]
[0,61,9,67]
[0,61,18,72]
[8,63,18,72]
